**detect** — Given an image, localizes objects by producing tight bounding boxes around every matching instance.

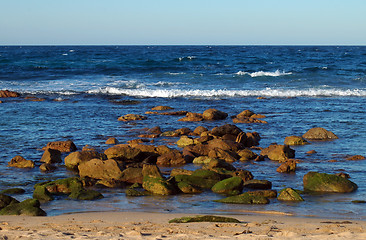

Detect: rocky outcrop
[43,140,77,152]
[303,172,358,193]
[260,144,295,162]
[8,155,35,168]
[302,127,338,140]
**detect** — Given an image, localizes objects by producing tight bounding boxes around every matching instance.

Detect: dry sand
[1,211,366,239]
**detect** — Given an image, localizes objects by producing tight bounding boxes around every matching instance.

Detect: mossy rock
[284,136,309,146]
[142,176,176,195]
[69,189,104,200]
[169,215,240,223]
[33,185,54,202]
[1,188,25,195]
[174,175,218,189]
[0,194,19,209]
[191,169,224,181]
[177,181,203,194]
[0,199,46,216]
[278,188,304,201]
[35,177,84,195]
[303,172,358,193]
[214,192,269,204]
[211,177,243,195]
[125,188,149,197]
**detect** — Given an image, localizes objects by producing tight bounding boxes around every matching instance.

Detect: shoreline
[1,211,366,239]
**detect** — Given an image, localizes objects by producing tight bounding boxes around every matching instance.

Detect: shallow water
[1,46,366,219]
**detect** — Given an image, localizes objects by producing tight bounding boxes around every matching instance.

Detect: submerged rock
[0,90,20,98]
[105,137,119,144]
[243,179,272,190]
[151,106,174,111]
[214,192,269,204]
[284,136,309,145]
[303,172,358,193]
[118,114,147,121]
[302,127,338,140]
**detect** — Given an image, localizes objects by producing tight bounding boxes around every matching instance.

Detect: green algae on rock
[214,192,270,204]
[303,172,358,193]
[278,188,304,201]
[0,199,46,216]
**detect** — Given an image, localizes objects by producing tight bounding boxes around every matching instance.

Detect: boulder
[142,176,176,195]
[237,148,258,161]
[43,140,77,152]
[214,192,269,204]
[104,144,142,161]
[8,155,35,168]
[284,136,309,145]
[33,185,54,202]
[0,90,20,98]
[303,172,358,193]
[211,124,243,137]
[240,132,261,147]
[243,179,272,190]
[65,150,106,170]
[208,148,238,163]
[276,160,297,173]
[178,112,204,122]
[231,169,254,182]
[118,114,147,121]
[202,109,228,120]
[39,163,57,172]
[37,177,84,195]
[278,188,304,201]
[247,190,277,198]
[193,126,208,136]
[302,127,338,140]
[206,158,236,171]
[156,149,186,166]
[78,159,124,181]
[120,167,143,184]
[177,182,203,194]
[193,156,217,164]
[176,136,195,147]
[233,117,267,124]
[105,137,119,144]
[0,194,19,209]
[260,144,295,162]
[211,177,244,195]
[40,149,62,164]
[151,106,173,110]
[0,199,46,216]
[207,138,243,152]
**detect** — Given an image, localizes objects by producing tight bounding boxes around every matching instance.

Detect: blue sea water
[1,45,366,218]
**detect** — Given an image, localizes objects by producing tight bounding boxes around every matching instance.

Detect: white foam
[236,70,292,77]
[89,87,366,98]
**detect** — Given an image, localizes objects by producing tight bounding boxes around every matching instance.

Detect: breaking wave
[236,70,292,77]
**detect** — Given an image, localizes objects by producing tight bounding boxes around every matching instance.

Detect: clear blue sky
[1,0,365,45]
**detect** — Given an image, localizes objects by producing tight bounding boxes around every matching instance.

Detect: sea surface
[1,45,366,219]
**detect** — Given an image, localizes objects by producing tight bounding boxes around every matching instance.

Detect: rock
[247,190,277,198]
[174,169,223,189]
[237,110,255,118]
[40,149,62,164]
[170,168,193,177]
[0,199,46,216]
[211,124,243,137]
[336,172,350,178]
[176,136,195,147]
[0,90,20,98]
[202,109,228,120]
[243,179,272,190]
[68,190,104,200]
[125,188,149,197]
[156,150,186,166]
[1,188,25,195]
[65,151,106,170]
[207,138,243,152]
[39,163,57,172]
[193,156,217,164]
[169,215,240,223]
[233,117,267,124]
[104,144,142,161]
[278,188,304,201]
[346,155,366,161]
[120,167,143,184]
[237,148,258,161]
[33,185,54,202]
[175,127,192,136]
[303,172,358,193]
[105,137,119,144]
[148,126,162,134]
[151,106,174,110]
[37,177,83,195]
[260,144,295,162]
[142,176,176,195]
[178,112,204,122]
[177,181,203,194]
[43,140,77,152]
[306,150,317,155]
[193,126,208,136]
[0,194,19,209]
[302,127,338,140]
[211,177,244,195]
[284,136,309,145]
[8,155,35,168]
[159,111,188,116]
[78,159,124,181]
[208,148,238,163]
[241,132,261,147]
[214,192,269,204]
[276,160,297,173]
[231,169,254,182]
[118,114,147,121]
[206,158,236,171]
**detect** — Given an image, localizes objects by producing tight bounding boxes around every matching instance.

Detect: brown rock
[138,134,159,138]
[236,132,261,147]
[82,145,96,151]
[207,138,243,152]
[170,168,193,177]
[232,169,254,182]
[78,159,124,180]
[39,163,57,172]
[105,137,119,145]
[156,149,186,166]
[40,149,62,164]
[302,127,338,140]
[8,155,35,168]
[64,150,106,170]
[276,160,297,173]
[151,106,174,110]
[208,148,239,163]
[178,112,204,122]
[148,126,162,134]
[202,109,228,120]
[260,144,295,162]
[237,110,255,118]
[175,127,192,136]
[43,140,77,152]
[237,148,258,161]
[0,90,20,98]
[284,136,309,145]
[211,124,243,137]
[104,144,142,161]
[160,111,188,116]
[184,144,211,157]
[142,164,163,178]
[306,150,317,155]
[346,155,366,161]
[193,126,208,136]
[120,167,143,184]
[118,114,147,121]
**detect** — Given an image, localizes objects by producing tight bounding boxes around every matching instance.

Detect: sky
[1,0,365,45]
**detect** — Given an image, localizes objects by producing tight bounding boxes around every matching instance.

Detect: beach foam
[236,70,292,77]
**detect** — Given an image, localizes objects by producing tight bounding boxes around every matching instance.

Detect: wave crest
[236,70,292,77]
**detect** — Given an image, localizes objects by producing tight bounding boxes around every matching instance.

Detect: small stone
[105,137,119,144]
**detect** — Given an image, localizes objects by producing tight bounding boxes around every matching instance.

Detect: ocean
[1,45,366,218]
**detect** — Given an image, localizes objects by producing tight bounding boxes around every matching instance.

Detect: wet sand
[1,211,365,239]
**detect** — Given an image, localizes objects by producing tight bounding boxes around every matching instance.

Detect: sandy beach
[1,211,366,239]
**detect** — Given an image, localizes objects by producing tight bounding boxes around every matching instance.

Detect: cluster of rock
[3,104,363,216]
